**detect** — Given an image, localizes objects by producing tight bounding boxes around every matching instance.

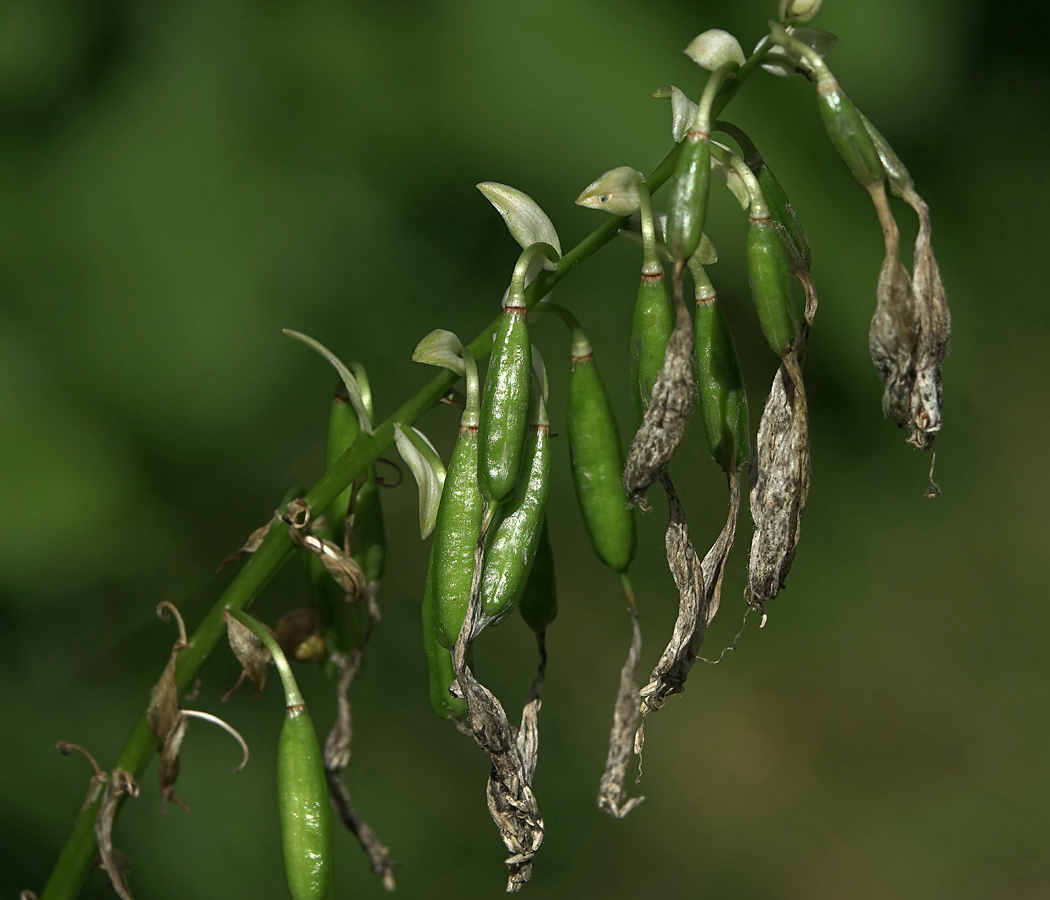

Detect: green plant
[27,3,952,897]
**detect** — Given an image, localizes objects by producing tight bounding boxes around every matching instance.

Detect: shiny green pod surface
[666,129,712,263]
[422,552,468,720]
[478,305,532,504]
[817,79,884,189]
[480,402,551,624]
[630,271,675,420]
[431,425,484,650]
[695,295,749,473]
[568,341,635,572]
[747,216,798,358]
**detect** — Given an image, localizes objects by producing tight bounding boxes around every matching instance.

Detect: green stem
[709,142,768,219]
[509,242,560,308]
[713,119,761,168]
[40,37,775,896]
[695,62,737,134]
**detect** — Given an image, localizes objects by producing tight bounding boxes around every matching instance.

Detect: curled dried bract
[222,610,271,700]
[96,769,139,900]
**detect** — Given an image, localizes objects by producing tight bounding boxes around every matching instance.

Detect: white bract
[779,0,823,23]
[653,85,699,142]
[412,329,465,376]
[283,329,373,434]
[394,425,446,539]
[683,29,745,72]
[477,182,562,268]
[574,166,645,216]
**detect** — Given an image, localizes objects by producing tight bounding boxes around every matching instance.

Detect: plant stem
[40,34,774,898]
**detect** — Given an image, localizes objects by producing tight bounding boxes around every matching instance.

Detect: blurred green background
[2,0,1047,897]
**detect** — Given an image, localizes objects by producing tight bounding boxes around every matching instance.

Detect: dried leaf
[869,247,917,429]
[20,891,38,900]
[56,741,107,812]
[453,538,544,892]
[908,198,950,451]
[637,474,707,725]
[217,519,273,572]
[95,770,139,900]
[597,604,644,819]
[747,357,811,605]
[297,532,366,598]
[622,290,696,508]
[324,649,397,891]
[223,610,271,700]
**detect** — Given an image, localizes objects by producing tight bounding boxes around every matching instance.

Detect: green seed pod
[567,327,636,573]
[324,384,360,547]
[477,245,555,505]
[518,519,557,634]
[630,271,675,420]
[816,78,884,189]
[747,215,798,357]
[421,553,468,720]
[480,384,552,624]
[666,129,712,264]
[230,610,333,900]
[432,350,485,650]
[753,162,811,273]
[691,265,749,474]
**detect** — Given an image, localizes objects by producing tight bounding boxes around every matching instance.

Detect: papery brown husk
[146,603,191,813]
[597,604,644,819]
[622,284,696,509]
[453,537,544,892]
[222,610,271,700]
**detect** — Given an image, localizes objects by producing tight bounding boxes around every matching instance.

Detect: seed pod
[518,519,557,634]
[753,162,811,273]
[666,128,711,265]
[432,351,485,650]
[692,265,749,474]
[630,271,675,420]
[422,553,468,721]
[565,322,635,572]
[748,214,799,357]
[480,381,552,624]
[817,79,884,189]
[478,243,557,505]
[230,610,334,900]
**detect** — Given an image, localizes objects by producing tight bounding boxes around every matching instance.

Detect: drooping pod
[546,306,635,573]
[421,552,468,720]
[574,166,672,421]
[690,260,749,475]
[769,24,883,191]
[229,610,334,900]
[709,141,799,360]
[478,242,557,506]
[518,519,557,635]
[480,372,552,625]
[431,349,485,649]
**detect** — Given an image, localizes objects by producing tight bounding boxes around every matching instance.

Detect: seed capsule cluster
[67,9,950,900]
